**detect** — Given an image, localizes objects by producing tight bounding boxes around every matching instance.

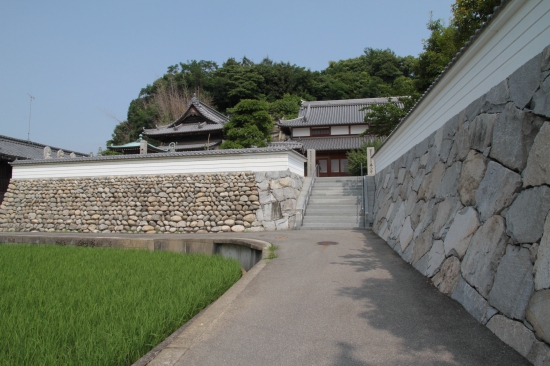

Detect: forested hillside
[107,0,500,146]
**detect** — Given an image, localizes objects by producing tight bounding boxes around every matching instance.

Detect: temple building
[277,98,399,177]
[142,95,229,152]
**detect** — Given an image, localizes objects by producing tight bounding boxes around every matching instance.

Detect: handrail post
[360,163,365,228]
[295,164,319,229]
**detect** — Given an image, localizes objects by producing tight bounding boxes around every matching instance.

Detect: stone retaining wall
[0,170,303,234]
[373,47,550,364]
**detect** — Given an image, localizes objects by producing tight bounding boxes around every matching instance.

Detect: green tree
[268,94,303,120]
[414,0,501,93]
[210,58,265,112]
[452,0,501,47]
[220,100,273,149]
[361,95,419,136]
[414,17,458,92]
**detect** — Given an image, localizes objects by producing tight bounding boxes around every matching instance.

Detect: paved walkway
[1,230,529,365]
[152,229,527,365]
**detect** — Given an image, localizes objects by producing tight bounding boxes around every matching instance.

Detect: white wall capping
[12,151,307,179]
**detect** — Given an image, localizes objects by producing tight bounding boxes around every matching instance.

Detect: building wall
[292,127,310,137]
[331,125,349,135]
[350,125,368,135]
[372,44,550,363]
[0,171,303,234]
[374,0,550,172]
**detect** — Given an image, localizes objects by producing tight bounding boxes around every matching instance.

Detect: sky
[0,0,454,155]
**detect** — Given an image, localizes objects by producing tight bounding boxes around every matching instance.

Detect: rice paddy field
[0,244,242,365]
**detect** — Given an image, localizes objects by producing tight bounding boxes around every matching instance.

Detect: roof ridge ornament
[43,146,52,159]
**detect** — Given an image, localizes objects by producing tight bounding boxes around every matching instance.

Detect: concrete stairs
[301,177,364,230]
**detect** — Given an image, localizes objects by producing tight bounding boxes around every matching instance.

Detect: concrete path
[157,229,528,365]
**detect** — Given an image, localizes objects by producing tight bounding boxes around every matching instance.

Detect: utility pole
[26,93,35,141]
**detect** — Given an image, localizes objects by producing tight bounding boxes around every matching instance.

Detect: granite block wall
[0,170,303,234]
[373,46,550,364]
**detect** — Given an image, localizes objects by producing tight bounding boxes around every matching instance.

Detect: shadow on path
[330,230,529,366]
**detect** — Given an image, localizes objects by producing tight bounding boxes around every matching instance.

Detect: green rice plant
[0,244,242,365]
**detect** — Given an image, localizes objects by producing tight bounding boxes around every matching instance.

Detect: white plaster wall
[350,125,368,135]
[288,154,306,176]
[331,126,349,135]
[293,127,310,137]
[12,151,307,179]
[375,0,550,171]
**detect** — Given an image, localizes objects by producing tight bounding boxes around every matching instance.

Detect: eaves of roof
[0,134,88,161]
[173,141,222,151]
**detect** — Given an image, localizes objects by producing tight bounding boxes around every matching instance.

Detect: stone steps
[301,177,365,230]
[310,191,362,195]
[305,208,360,215]
[308,198,360,204]
[303,216,362,224]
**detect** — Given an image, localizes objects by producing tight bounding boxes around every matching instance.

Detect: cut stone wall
[0,170,303,234]
[373,46,550,364]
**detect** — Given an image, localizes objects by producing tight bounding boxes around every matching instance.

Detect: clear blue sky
[0,0,454,154]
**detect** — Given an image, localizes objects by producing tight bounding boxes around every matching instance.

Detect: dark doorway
[0,161,12,204]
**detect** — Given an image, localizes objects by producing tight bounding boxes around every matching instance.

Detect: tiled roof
[143,96,228,137]
[279,97,402,128]
[268,141,303,150]
[143,122,223,136]
[11,146,302,165]
[0,134,88,161]
[292,136,371,151]
[173,96,229,126]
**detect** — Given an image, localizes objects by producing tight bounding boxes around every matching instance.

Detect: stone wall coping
[10,146,306,165]
[0,233,272,258]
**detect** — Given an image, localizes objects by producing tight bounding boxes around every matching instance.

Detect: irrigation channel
[0,233,269,271]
